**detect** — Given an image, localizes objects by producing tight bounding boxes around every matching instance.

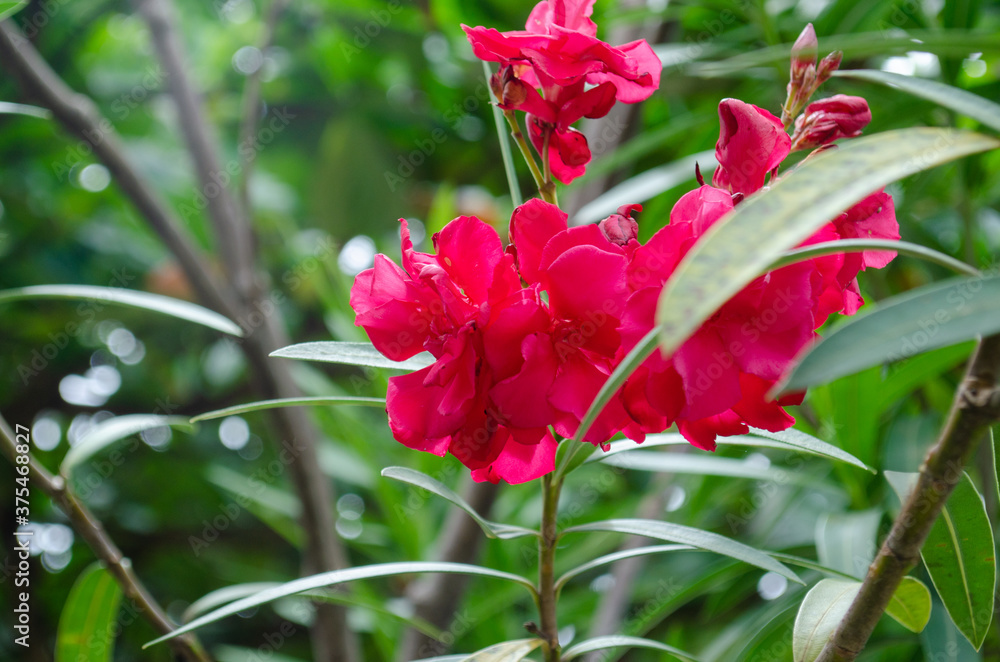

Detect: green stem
[503,109,548,200]
[539,126,559,206]
[538,473,563,661]
[483,61,523,208]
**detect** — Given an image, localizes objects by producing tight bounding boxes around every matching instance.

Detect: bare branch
[0,413,213,662]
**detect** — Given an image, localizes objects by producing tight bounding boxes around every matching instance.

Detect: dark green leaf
[885,471,996,648]
[777,274,1000,394]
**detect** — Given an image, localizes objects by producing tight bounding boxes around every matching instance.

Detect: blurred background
[1,0,999,660]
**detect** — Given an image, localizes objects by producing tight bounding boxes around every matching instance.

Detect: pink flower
[463,0,661,184]
[791,95,871,151]
[351,216,557,484]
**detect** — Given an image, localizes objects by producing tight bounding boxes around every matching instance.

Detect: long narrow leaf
[777,274,1000,394]
[562,635,699,661]
[563,518,801,583]
[0,0,27,21]
[483,61,522,208]
[770,239,979,276]
[556,544,690,591]
[381,467,537,540]
[190,396,385,422]
[460,640,543,661]
[145,562,536,648]
[835,69,1000,133]
[270,341,433,371]
[0,285,243,336]
[61,415,194,478]
[598,451,817,486]
[0,101,50,119]
[55,564,123,662]
[656,128,998,368]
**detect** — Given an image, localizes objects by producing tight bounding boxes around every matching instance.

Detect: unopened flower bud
[816,50,843,85]
[790,94,871,151]
[599,204,641,245]
[790,24,818,82]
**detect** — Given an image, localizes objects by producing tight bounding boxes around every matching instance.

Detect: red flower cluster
[350,16,899,484]
[463,0,661,184]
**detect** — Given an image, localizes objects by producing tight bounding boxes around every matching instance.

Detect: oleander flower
[791,95,872,151]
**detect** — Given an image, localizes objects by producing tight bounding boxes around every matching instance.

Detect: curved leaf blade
[0,285,243,336]
[190,396,385,422]
[145,562,536,648]
[597,428,872,472]
[835,69,1000,133]
[793,579,859,662]
[460,639,543,661]
[885,471,996,648]
[598,451,815,486]
[777,274,1000,394]
[563,518,801,583]
[556,544,690,591]
[381,467,538,540]
[61,415,194,478]
[655,128,999,364]
[770,239,979,277]
[55,563,123,662]
[0,0,27,21]
[561,635,699,661]
[887,576,933,634]
[270,341,433,371]
[0,101,50,119]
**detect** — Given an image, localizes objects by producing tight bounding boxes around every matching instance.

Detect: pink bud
[790,24,818,80]
[599,204,642,245]
[790,94,871,151]
[816,50,843,85]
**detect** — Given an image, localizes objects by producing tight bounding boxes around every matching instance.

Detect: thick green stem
[538,473,563,661]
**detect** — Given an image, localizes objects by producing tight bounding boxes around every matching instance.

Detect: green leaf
[205,465,302,547]
[793,579,859,662]
[877,343,975,411]
[554,439,597,478]
[574,326,658,443]
[0,101,50,119]
[0,284,243,336]
[885,471,996,648]
[60,414,194,478]
[184,581,443,639]
[561,635,699,661]
[887,576,933,634]
[562,518,801,584]
[598,428,873,472]
[556,544,690,591]
[922,597,983,662]
[598,451,820,486]
[0,0,27,21]
[459,639,543,661]
[834,69,1000,133]
[144,562,536,648]
[190,396,385,422]
[270,341,433,371]
[55,563,123,662]
[655,128,999,366]
[815,509,882,578]
[777,274,1000,394]
[380,467,537,540]
[483,61,522,208]
[573,150,714,225]
[770,239,979,277]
